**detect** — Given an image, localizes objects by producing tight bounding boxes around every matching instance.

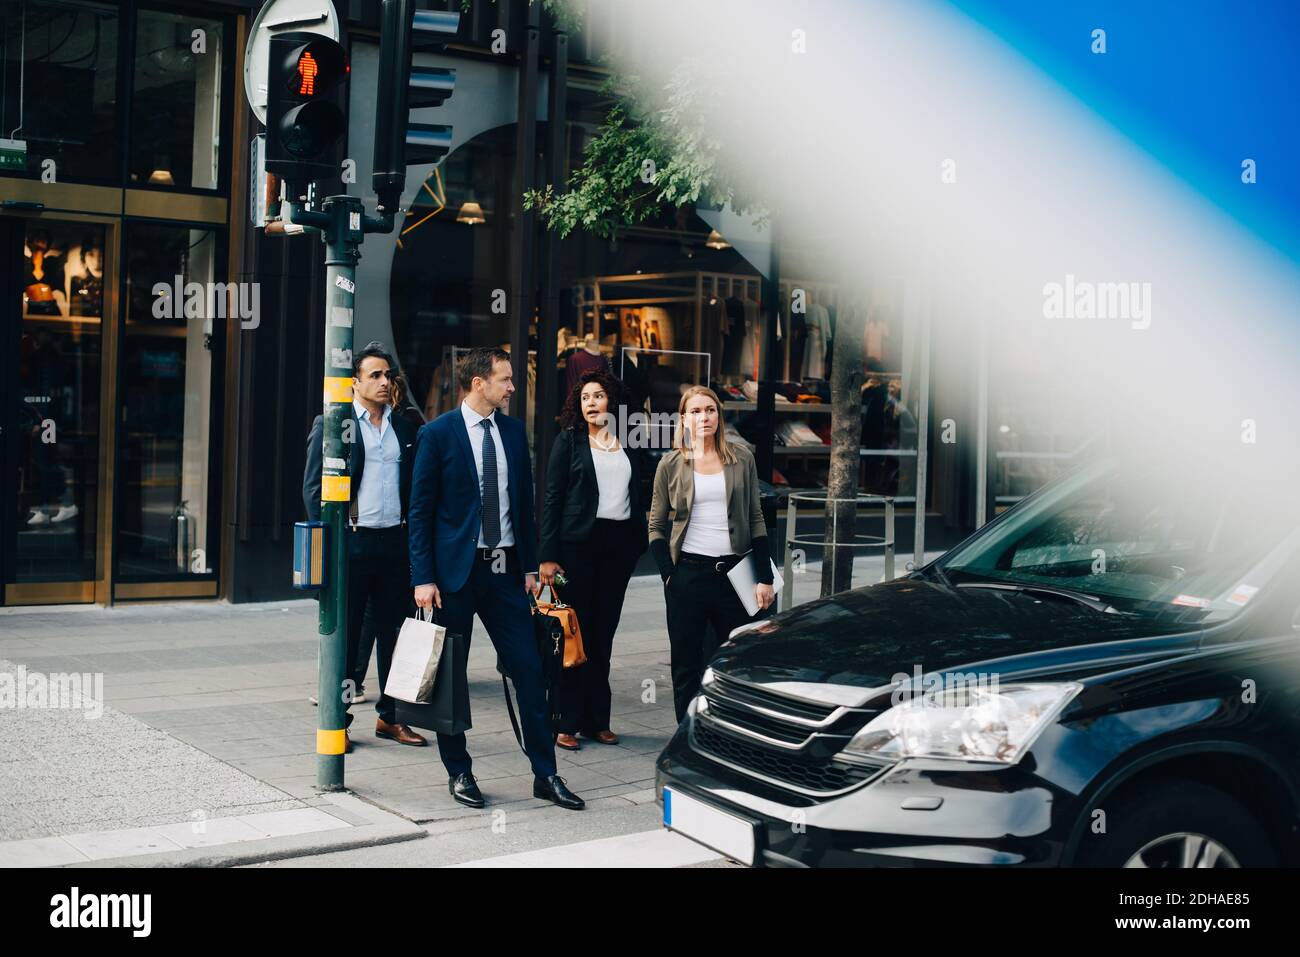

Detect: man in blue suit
[409,348,585,810]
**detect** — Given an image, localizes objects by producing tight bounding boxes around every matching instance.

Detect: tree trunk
[821,300,866,597]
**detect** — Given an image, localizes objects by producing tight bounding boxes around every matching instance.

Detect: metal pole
[913,295,931,569]
[535,25,568,519]
[781,494,798,612]
[830,493,839,588]
[311,196,361,790]
[291,193,391,792]
[885,498,895,581]
[974,317,989,529]
[510,0,540,422]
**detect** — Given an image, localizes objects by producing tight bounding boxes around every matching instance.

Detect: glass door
[1,215,109,604]
[111,220,224,597]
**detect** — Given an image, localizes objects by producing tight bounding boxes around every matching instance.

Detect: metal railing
[780,492,896,611]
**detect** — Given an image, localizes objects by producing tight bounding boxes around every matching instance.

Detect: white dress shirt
[459,400,515,547]
[353,399,402,528]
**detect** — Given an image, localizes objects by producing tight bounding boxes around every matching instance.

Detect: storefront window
[117,222,221,580]
[391,125,518,421]
[11,219,105,583]
[0,0,121,184]
[129,9,224,190]
[989,324,1101,509]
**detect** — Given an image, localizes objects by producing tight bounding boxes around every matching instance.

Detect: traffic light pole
[292,194,394,791]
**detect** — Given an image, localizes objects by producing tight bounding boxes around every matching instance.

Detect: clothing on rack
[564,348,610,398]
[740,298,761,380]
[720,296,747,377]
[803,302,831,379]
[865,317,890,363]
[775,419,825,448]
[789,307,807,383]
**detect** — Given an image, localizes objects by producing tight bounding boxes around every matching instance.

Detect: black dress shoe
[448,772,485,808]
[533,774,585,810]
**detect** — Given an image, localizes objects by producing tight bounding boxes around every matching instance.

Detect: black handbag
[500,591,565,751]
[394,607,472,736]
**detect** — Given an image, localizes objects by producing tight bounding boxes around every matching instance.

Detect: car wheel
[1076,778,1276,868]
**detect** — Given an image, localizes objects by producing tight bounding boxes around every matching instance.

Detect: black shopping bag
[395,625,471,736]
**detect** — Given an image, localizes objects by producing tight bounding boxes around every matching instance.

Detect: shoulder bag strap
[502,674,526,754]
[501,590,543,755]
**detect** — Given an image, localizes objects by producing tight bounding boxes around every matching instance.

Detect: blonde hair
[674,385,738,465]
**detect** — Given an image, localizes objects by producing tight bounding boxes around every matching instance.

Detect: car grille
[703,697,811,745]
[690,672,884,797]
[711,672,839,722]
[691,723,881,796]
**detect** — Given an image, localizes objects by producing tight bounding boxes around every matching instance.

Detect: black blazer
[539,428,649,563]
[302,410,417,522]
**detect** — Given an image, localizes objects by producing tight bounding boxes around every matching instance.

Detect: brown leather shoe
[582,730,619,745]
[376,719,427,746]
[555,733,580,751]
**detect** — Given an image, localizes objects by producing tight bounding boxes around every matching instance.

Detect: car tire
[1075,778,1276,868]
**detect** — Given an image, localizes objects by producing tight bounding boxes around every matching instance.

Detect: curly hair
[559,370,629,432]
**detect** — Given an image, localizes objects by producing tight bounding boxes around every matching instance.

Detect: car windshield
[938,457,1300,621]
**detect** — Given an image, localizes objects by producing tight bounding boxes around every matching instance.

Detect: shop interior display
[17,225,105,544]
[561,271,909,496]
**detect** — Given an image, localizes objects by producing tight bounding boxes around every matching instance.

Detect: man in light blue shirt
[303,342,426,750]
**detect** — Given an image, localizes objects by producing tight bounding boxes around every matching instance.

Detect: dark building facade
[3,0,1074,608]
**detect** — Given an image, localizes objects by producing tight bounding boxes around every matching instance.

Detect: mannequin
[565,332,610,396]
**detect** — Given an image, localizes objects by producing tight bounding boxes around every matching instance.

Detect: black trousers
[665,552,763,723]
[435,546,558,780]
[345,525,409,725]
[555,518,642,735]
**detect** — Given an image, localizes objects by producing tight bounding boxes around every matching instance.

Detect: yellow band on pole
[324,376,353,403]
[317,728,348,755]
[322,475,350,502]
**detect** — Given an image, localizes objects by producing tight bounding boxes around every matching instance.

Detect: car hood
[712,578,1200,701]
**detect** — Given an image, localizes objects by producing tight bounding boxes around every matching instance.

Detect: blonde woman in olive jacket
[649,385,775,722]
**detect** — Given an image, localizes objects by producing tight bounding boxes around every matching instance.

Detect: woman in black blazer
[539,370,649,750]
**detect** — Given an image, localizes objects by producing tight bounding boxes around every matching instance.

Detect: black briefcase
[395,622,472,736]
[500,592,565,749]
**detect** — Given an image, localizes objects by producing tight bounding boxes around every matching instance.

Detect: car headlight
[843,682,1082,765]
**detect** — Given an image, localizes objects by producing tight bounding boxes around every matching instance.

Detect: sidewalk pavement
[0,554,930,866]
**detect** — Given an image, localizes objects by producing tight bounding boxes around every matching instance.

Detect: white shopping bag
[386,606,446,704]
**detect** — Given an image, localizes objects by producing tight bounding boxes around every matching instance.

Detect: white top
[459,400,515,548]
[681,470,731,556]
[353,399,401,528]
[591,445,632,520]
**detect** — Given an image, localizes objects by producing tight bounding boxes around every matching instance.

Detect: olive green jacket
[647,444,768,579]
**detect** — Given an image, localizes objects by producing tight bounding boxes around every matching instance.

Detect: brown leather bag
[535,585,587,668]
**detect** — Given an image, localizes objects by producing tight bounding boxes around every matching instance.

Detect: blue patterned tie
[479,418,501,547]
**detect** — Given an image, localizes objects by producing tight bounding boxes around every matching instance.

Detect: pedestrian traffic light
[265,32,350,200]
[373,0,459,214]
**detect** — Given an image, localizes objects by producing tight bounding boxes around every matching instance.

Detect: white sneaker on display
[51,505,79,523]
[27,510,50,526]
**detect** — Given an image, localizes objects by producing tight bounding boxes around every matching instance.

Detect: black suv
[656,455,1300,867]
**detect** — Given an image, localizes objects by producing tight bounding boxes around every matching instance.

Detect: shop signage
[0,137,27,172]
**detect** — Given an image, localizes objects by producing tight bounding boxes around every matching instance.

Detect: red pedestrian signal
[265,33,350,198]
[297,52,319,96]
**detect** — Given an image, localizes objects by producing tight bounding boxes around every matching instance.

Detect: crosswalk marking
[447,827,725,868]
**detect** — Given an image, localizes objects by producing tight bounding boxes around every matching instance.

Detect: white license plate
[663,787,757,866]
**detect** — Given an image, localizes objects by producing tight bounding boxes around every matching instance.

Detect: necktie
[479,418,501,547]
